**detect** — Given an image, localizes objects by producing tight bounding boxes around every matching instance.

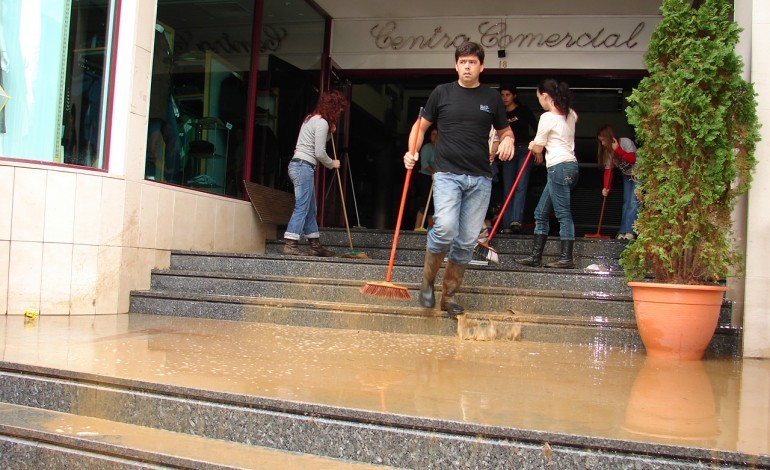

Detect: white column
[742,0,770,358]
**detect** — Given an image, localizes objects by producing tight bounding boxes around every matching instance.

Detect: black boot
[308,238,335,257]
[545,240,575,269]
[440,261,467,316]
[419,250,446,308]
[515,234,548,267]
[283,238,306,256]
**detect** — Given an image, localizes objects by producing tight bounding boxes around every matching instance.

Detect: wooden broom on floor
[359,114,423,299]
[331,137,368,259]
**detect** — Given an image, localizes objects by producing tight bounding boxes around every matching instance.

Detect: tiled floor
[1,313,768,460]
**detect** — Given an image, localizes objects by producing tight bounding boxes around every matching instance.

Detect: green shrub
[621,0,760,284]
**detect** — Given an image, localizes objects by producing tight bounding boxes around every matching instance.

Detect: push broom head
[360,281,411,299]
[474,241,500,265]
[342,250,370,259]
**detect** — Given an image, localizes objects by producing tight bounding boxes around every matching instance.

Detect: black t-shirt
[422,82,509,177]
[507,104,536,144]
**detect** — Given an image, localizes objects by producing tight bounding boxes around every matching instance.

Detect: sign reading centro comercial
[332,16,659,70]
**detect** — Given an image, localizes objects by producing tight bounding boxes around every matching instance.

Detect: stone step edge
[170,251,629,274]
[0,402,374,470]
[130,290,738,336]
[150,269,631,302]
[136,283,630,319]
[0,368,760,469]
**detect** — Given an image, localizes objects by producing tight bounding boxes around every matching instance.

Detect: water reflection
[623,357,718,441]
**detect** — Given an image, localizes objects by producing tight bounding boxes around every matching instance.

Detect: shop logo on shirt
[479,104,491,113]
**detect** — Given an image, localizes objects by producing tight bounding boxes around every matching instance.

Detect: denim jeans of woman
[428,172,492,264]
[620,173,639,234]
[533,161,579,240]
[501,145,533,226]
[284,159,319,240]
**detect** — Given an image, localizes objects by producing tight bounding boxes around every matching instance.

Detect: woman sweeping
[283,90,348,256]
[596,124,639,240]
[515,79,579,269]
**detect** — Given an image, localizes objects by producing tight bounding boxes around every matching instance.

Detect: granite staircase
[129,228,739,355]
[0,229,750,469]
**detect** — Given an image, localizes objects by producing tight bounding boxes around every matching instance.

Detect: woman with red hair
[283,90,348,256]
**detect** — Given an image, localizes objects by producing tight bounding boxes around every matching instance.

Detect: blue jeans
[285,159,319,240]
[427,172,492,265]
[620,173,640,234]
[534,161,579,240]
[501,145,533,226]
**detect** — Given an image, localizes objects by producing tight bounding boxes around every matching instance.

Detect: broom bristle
[474,242,500,265]
[342,251,370,259]
[360,281,411,299]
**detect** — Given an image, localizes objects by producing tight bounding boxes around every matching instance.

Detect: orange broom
[584,194,610,239]
[360,115,423,299]
[474,150,533,264]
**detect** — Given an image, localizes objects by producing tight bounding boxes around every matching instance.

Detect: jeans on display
[620,173,640,234]
[427,172,492,265]
[501,145,534,226]
[533,161,579,240]
[284,159,320,240]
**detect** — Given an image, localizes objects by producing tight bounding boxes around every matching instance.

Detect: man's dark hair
[455,41,485,65]
[499,83,517,94]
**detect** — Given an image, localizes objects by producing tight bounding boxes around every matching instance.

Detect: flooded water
[1,313,768,459]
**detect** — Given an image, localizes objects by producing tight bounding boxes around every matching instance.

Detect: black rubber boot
[545,240,575,269]
[440,261,467,316]
[419,250,446,308]
[308,238,335,257]
[515,234,548,267]
[283,239,306,256]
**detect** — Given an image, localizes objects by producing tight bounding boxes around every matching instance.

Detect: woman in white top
[516,79,579,269]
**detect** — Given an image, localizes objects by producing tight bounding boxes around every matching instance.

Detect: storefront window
[0,0,115,168]
[147,0,325,197]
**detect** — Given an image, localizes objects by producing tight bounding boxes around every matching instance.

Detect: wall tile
[156,187,175,250]
[171,191,196,250]
[71,244,98,315]
[7,241,43,315]
[131,44,152,117]
[0,240,9,315]
[123,181,142,247]
[99,178,126,247]
[40,243,74,314]
[95,245,123,315]
[214,200,235,252]
[43,172,77,244]
[193,195,217,251]
[11,168,46,242]
[0,166,13,240]
[138,183,159,248]
[73,173,103,245]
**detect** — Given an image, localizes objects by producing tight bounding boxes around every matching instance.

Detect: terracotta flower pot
[628,282,726,361]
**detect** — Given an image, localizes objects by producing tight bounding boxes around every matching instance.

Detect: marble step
[0,404,384,469]
[147,269,636,321]
[168,252,633,297]
[129,290,739,356]
[0,317,750,468]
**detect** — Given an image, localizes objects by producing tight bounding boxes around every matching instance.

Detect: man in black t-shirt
[498,84,537,233]
[404,41,514,316]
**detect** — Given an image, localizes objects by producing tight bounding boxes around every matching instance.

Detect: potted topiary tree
[621,0,760,360]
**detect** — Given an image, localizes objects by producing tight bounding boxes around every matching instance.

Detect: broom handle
[596,194,608,233]
[386,115,422,282]
[331,138,354,251]
[488,150,533,242]
[419,182,433,228]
